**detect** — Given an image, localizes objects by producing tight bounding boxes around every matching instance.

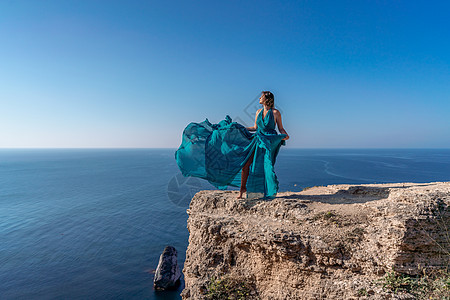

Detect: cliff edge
[182,182,449,299]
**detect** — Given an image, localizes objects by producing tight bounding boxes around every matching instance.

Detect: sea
[1,148,449,299]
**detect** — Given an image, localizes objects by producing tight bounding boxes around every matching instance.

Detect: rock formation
[154,246,181,290]
[181,182,449,299]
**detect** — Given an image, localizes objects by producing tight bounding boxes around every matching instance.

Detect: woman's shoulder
[272,108,281,115]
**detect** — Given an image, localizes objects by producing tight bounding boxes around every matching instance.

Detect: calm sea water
[1,148,449,299]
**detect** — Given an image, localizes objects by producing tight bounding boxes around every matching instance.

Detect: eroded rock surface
[181,182,449,299]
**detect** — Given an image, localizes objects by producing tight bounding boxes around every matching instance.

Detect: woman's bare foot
[237,187,247,199]
[238,151,254,199]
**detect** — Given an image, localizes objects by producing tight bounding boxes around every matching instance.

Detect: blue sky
[1,0,449,148]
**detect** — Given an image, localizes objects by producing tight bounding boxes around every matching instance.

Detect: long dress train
[175,108,286,199]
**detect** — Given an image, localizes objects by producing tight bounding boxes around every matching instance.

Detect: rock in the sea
[153,246,181,290]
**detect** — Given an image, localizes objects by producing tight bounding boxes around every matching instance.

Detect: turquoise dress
[175,108,286,199]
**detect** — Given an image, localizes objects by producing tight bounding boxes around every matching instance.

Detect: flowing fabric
[175,108,286,199]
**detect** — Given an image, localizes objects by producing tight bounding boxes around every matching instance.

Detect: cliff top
[183,182,449,299]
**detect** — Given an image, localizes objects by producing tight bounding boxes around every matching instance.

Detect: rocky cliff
[181,182,449,299]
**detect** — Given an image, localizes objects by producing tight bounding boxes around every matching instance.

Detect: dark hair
[262,91,274,108]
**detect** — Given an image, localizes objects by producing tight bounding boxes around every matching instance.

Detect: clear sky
[1,0,449,148]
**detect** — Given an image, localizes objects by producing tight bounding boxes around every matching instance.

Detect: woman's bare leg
[238,150,255,199]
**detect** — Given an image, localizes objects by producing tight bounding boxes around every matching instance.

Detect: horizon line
[1,147,450,150]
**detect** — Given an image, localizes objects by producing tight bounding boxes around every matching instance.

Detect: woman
[175,91,289,199]
[238,91,289,198]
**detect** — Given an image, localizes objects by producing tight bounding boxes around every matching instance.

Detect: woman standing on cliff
[238,91,289,198]
[175,91,289,199]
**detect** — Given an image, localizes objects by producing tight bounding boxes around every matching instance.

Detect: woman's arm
[246,109,261,131]
[274,110,289,140]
